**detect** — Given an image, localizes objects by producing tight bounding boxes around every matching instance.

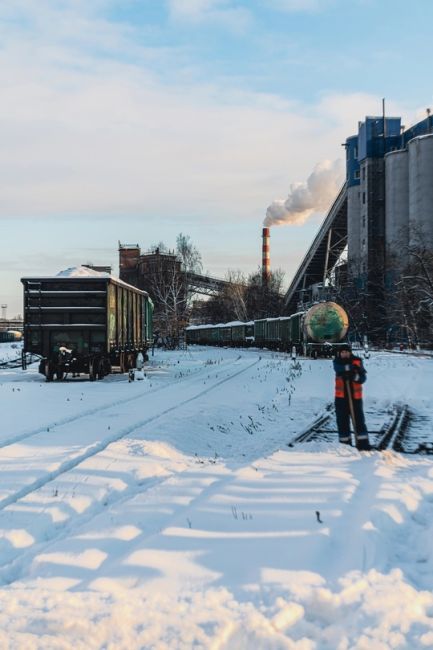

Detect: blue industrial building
[345,113,433,288]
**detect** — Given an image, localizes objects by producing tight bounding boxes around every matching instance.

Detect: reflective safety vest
[335,358,363,400]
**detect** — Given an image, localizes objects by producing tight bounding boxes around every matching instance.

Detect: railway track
[381,349,433,360]
[0,356,262,584]
[0,357,261,514]
[0,353,40,370]
[288,402,412,452]
[0,354,245,450]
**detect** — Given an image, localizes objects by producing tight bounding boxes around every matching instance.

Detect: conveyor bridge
[284,184,348,313]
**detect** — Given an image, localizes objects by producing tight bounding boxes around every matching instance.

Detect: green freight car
[185,303,349,357]
[186,321,254,348]
[230,321,254,346]
[21,274,153,381]
[0,330,23,343]
[253,319,267,346]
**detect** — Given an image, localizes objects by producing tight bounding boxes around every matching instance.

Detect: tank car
[303,301,349,357]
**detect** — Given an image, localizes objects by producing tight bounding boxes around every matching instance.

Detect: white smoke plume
[264,159,344,227]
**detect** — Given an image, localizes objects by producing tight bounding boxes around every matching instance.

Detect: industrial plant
[283,110,433,344]
[116,107,433,346]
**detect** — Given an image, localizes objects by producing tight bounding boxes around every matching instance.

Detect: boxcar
[279,317,292,351]
[254,319,267,346]
[218,325,232,345]
[290,312,303,347]
[266,318,281,348]
[21,275,153,381]
[0,330,23,343]
[230,321,254,346]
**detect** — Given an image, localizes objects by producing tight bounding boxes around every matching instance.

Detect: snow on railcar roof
[21,266,150,296]
[225,321,247,326]
[186,320,255,330]
[185,323,217,330]
[56,266,110,278]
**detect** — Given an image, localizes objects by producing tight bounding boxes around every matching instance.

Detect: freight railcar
[0,330,23,343]
[185,321,254,347]
[21,275,153,381]
[230,321,254,345]
[185,302,349,357]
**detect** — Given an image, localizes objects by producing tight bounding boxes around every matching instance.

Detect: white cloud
[267,0,334,12]
[168,0,222,19]
[167,0,251,31]
[0,1,411,227]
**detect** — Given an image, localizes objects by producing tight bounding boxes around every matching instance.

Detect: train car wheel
[96,360,105,380]
[45,361,54,382]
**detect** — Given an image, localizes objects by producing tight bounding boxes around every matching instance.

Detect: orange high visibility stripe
[335,377,345,398]
[335,358,363,400]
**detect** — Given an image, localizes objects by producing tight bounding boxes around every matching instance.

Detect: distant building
[346,113,433,285]
[119,243,186,335]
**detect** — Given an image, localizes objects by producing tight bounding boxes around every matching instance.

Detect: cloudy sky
[1,0,432,315]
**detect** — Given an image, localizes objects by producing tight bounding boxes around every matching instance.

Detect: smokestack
[262,227,270,283]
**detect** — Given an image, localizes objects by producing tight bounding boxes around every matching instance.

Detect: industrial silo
[385,149,409,270]
[347,185,361,277]
[409,134,433,249]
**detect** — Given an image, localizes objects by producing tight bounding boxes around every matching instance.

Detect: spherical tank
[385,149,409,269]
[409,134,433,249]
[304,302,349,343]
[7,330,23,341]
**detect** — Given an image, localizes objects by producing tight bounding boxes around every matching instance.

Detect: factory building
[285,109,433,342]
[342,111,433,341]
[346,115,402,285]
[346,112,433,285]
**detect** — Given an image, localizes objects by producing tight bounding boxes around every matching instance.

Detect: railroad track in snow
[288,403,412,452]
[0,354,247,451]
[0,356,262,584]
[381,349,433,360]
[0,357,261,515]
[0,353,40,370]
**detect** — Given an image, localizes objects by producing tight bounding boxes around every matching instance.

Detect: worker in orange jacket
[333,344,371,451]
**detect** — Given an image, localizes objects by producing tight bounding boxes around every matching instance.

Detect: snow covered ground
[0,343,433,649]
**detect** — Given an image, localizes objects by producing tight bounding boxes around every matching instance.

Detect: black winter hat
[338,343,352,352]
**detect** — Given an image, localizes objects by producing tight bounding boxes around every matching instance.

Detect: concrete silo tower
[408,134,433,249]
[385,148,409,272]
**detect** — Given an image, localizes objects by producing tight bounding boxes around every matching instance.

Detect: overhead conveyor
[284,183,348,313]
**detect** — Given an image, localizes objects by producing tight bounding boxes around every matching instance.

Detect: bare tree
[176,233,202,276]
[221,270,248,321]
[245,268,285,320]
[147,253,186,337]
[398,245,433,346]
[145,234,203,339]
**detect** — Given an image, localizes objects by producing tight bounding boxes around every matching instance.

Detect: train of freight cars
[185,302,349,357]
[0,330,23,343]
[21,272,153,381]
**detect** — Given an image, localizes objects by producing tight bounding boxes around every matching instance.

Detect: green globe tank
[304,302,349,343]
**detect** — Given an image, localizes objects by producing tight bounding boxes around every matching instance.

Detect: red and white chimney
[262,227,270,283]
